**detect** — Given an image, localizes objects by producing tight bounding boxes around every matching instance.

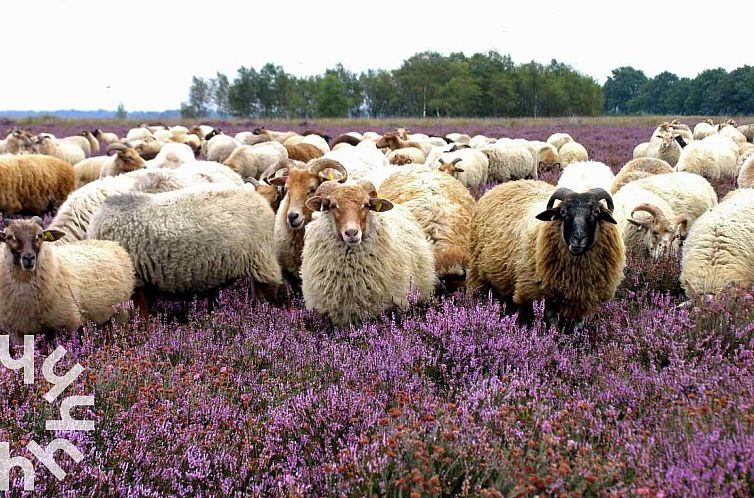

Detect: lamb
[610,157,674,194]
[612,172,716,258]
[680,189,754,298]
[285,143,324,162]
[556,161,614,192]
[645,129,682,167]
[480,141,537,182]
[50,162,243,242]
[434,148,490,188]
[80,130,100,154]
[693,119,717,141]
[144,142,195,169]
[0,217,135,346]
[201,133,240,163]
[546,133,574,151]
[559,141,589,167]
[301,180,436,326]
[267,159,349,286]
[675,135,739,181]
[87,184,283,314]
[92,128,119,146]
[32,135,86,165]
[223,141,288,180]
[0,154,74,214]
[378,168,476,289]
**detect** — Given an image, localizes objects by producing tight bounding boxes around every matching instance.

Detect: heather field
[1,118,754,497]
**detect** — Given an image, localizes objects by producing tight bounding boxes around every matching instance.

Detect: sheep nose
[287,212,302,227]
[344,228,359,238]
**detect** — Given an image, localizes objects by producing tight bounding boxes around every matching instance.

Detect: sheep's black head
[536,187,617,256]
[0,218,65,272]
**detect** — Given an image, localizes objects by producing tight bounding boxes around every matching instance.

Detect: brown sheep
[376,132,431,156]
[468,181,625,326]
[285,143,324,163]
[610,158,674,194]
[0,155,75,214]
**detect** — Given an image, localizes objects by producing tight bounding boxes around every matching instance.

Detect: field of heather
[1,119,753,497]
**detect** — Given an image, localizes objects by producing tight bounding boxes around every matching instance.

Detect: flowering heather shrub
[1,120,753,497]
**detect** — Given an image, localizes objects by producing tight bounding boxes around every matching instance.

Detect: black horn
[589,188,614,212]
[546,187,573,210]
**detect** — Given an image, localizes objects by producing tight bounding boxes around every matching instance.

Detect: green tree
[361,69,401,117]
[315,70,351,117]
[228,66,259,117]
[180,76,211,118]
[603,66,648,114]
[212,72,230,118]
[684,68,727,115]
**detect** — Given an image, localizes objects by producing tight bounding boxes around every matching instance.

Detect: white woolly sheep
[79,131,100,154]
[445,133,471,144]
[301,180,436,326]
[99,143,145,179]
[201,134,239,163]
[87,184,283,314]
[559,141,589,167]
[469,135,495,149]
[0,217,134,346]
[33,135,86,165]
[434,148,490,188]
[693,120,717,141]
[633,142,650,159]
[387,147,426,165]
[737,154,754,188]
[323,142,388,181]
[645,130,682,167]
[546,133,574,151]
[610,157,674,194]
[144,142,195,169]
[719,124,747,144]
[481,142,537,182]
[92,128,119,146]
[223,141,288,180]
[680,189,754,297]
[468,181,625,325]
[126,127,153,141]
[675,135,739,181]
[556,161,614,193]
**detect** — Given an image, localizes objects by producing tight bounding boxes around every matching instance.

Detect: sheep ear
[268,176,287,187]
[369,198,394,212]
[535,208,561,221]
[305,196,329,212]
[42,230,66,242]
[599,210,618,225]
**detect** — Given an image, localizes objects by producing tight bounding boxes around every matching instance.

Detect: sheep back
[0,154,74,214]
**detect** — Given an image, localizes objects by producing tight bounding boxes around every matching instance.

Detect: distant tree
[180,76,212,118]
[228,66,259,117]
[212,72,230,118]
[361,69,401,117]
[683,68,727,115]
[638,71,680,114]
[115,103,127,119]
[603,66,648,114]
[315,69,351,117]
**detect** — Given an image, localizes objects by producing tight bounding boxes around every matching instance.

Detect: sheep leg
[247,279,257,301]
[207,290,220,314]
[515,302,535,325]
[256,282,285,307]
[133,288,150,320]
[40,327,56,355]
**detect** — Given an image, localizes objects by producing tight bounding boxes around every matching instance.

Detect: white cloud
[2,0,751,110]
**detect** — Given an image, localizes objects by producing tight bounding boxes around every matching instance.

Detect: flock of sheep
[1,117,754,344]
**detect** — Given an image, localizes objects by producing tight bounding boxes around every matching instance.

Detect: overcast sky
[2,1,752,111]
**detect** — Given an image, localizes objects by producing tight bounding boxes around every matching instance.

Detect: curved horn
[631,203,668,225]
[260,159,294,182]
[357,179,377,198]
[588,188,614,212]
[451,158,463,165]
[309,158,347,183]
[245,176,261,187]
[546,187,573,210]
[106,143,129,155]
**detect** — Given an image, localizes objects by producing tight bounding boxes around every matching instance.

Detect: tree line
[180,51,603,119]
[181,51,754,119]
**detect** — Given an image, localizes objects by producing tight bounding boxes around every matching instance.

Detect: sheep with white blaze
[301,180,436,326]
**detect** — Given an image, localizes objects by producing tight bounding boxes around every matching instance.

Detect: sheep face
[627,204,688,259]
[0,218,64,272]
[375,133,400,150]
[305,184,393,246]
[438,158,463,176]
[535,188,617,256]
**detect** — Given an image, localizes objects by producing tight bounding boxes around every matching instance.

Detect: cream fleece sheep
[559,141,589,167]
[693,121,717,141]
[87,185,282,294]
[145,142,195,169]
[387,147,426,165]
[202,134,240,163]
[223,142,288,180]
[33,136,86,165]
[737,154,754,188]
[481,142,537,182]
[0,154,74,214]
[0,220,134,344]
[74,156,111,188]
[680,189,754,297]
[676,135,739,180]
[556,161,615,192]
[645,131,682,167]
[434,148,490,188]
[324,142,388,181]
[633,142,650,159]
[301,185,436,326]
[546,133,574,151]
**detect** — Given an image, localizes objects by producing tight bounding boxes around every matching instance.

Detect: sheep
[445,133,471,144]
[0,129,32,154]
[610,157,673,194]
[188,124,216,140]
[556,161,614,193]
[559,141,589,167]
[301,180,436,326]
[533,141,561,173]
[58,135,92,156]
[32,135,86,165]
[645,129,682,167]
[331,134,361,148]
[267,159,349,287]
[50,162,243,243]
[201,133,240,163]
[235,131,269,146]
[245,176,284,213]
[719,124,748,144]
[737,124,754,142]
[468,182,624,325]
[132,136,162,160]
[546,133,574,151]
[253,127,297,144]
[74,156,111,189]
[737,154,754,188]
[126,127,153,141]
[659,120,693,142]
[223,141,288,180]
[675,135,739,181]
[387,147,425,165]
[427,136,448,147]
[738,142,754,161]
[80,130,100,154]
[680,189,754,298]
[376,132,432,157]
[87,184,283,314]
[0,217,135,346]
[0,154,74,214]
[633,142,650,159]
[480,141,537,182]
[285,143,324,163]
[469,135,495,149]
[144,142,194,169]
[100,143,145,178]
[378,168,476,290]
[693,120,717,140]
[301,134,330,154]
[612,172,716,258]
[92,128,119,146]
[323,142,388,181]
[434,148,490,188]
